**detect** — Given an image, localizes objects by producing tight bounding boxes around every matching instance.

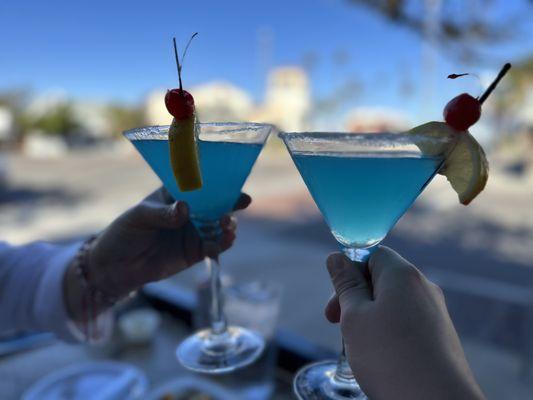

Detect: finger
[183,228,204,266]
[219,230,236,252]
[144,187,174,204]
[203,241,220,260]
[327,253,372,311]
[369,246,422,296]
[159,187,174,203]
[324,293,341,323]
[220,214,232,228]
[233,193,252,211]
[130,200,189,229]
[220,215,237,231]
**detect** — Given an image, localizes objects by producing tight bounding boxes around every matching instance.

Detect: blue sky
[0,0,531,124]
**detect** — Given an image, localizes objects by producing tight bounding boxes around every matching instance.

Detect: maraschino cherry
[165,89,194,120]
[444,63,511,131]
[444,93,481,131]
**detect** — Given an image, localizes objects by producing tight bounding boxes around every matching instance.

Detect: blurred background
[1,0,532,399]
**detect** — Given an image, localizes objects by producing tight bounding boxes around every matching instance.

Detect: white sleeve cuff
[33,241,114,343]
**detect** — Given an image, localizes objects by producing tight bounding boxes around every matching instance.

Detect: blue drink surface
[291,153,442,248]
[132,139,262,221]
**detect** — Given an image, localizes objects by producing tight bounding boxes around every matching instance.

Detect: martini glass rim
[124,122,276,141]
[279,130,456,146]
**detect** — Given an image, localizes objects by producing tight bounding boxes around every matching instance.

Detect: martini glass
[124,122,273,373]
[280,130,457,400]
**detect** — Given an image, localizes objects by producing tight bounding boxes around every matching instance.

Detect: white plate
[22,361,148,400]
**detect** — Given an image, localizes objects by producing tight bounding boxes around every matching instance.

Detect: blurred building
[344,107,410,133]
[480,77,533,157]
[144,90,171,126]
[251,66,311,131]
[193,82,253,122]
[491,85,533,168]
[26,92,112,138]
[0,107,14,141]
[72,103,112,138]
[516,89,533,132]
[144,66,311,132]
[23,134,68,158]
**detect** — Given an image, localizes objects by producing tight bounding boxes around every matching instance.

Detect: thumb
[327,253,372,312]
[129,200,190,229]
[368,246,421,297]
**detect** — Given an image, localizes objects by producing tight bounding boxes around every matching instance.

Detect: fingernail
[177,202,189,218]
[242,194,252,207]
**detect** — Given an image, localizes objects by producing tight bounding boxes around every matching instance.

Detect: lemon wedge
[169,116,203,192]
[407,121,489,205]
[443,130,489,205]
[407,121,457,156]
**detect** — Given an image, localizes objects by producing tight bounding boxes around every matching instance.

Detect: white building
[0,107,14,141]
[26,92,113,138]
[514,87,533,129]
[344,107,411,133]
[192,81,253,122]
[252,66,311,132]
[72,102,112,138]
[145,90,170,126]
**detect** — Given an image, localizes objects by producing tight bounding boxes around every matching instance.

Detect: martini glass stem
[329,246,376,391]
[206,256,227,335]
[334,339,356,383]
[198,219,229,338]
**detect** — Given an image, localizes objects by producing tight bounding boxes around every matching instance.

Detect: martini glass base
[176,326,265,374]
[294,361,367,400]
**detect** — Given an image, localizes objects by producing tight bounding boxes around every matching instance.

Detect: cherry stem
[172,37,183,92]
[181,32,198,71]
[172,33,198,94]
[478,63,512,105]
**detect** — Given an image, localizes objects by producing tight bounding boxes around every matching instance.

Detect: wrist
[63,236,130,324]
[87,235,137,299]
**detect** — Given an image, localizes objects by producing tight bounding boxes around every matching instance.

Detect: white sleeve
[0,240,113,343]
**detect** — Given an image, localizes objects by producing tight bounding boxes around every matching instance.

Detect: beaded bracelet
[73,235,135,341]
[74,235,120,307]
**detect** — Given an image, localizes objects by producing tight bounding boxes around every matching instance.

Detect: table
[0,312,293,399]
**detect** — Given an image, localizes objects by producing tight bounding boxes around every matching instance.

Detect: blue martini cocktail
[125,122,273,374]
[280,131,456,400]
